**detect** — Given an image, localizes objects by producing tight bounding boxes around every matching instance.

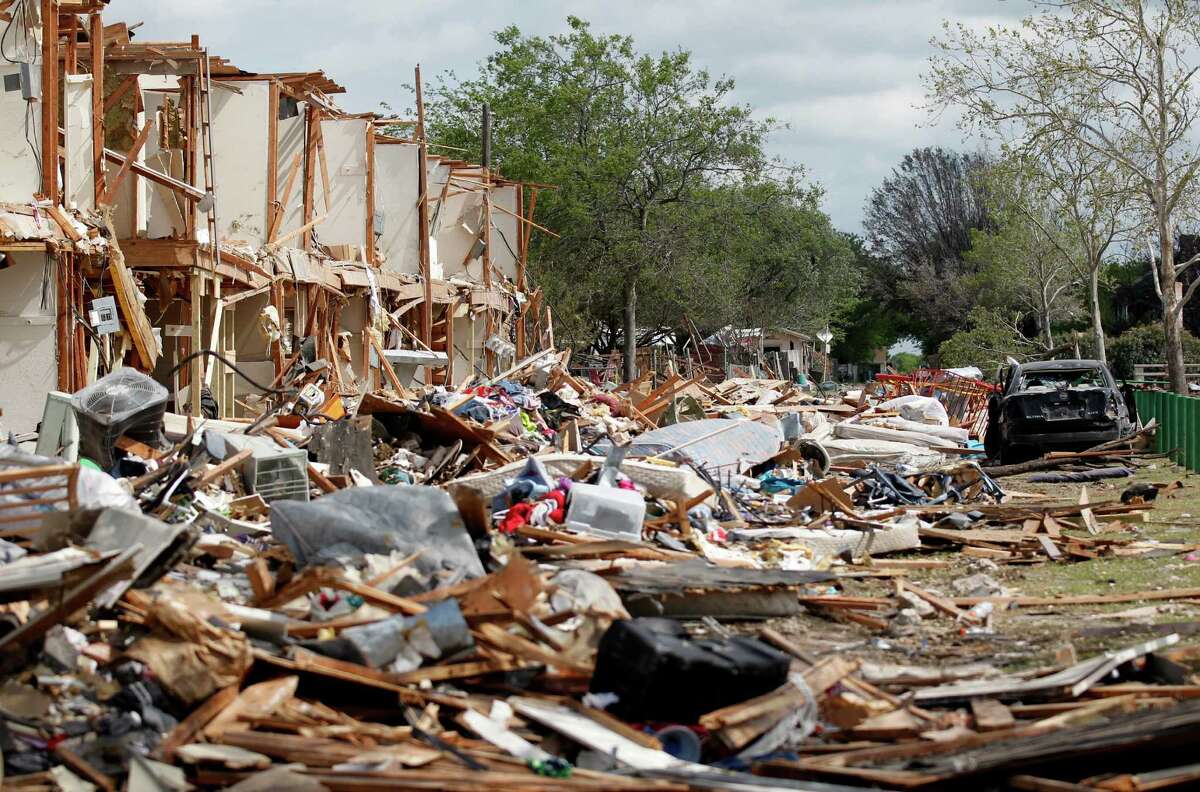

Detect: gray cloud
[113,0,1028,231]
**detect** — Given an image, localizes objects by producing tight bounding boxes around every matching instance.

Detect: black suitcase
[589,618,790,723]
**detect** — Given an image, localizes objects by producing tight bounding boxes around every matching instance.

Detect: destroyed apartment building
[0,0,548,437]
[7,3,1200,792]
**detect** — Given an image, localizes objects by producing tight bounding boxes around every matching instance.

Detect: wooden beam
[40,0,58,203]
[89,12,104,208]
[268,151,303,242]
[364,120,376,266]
[415,65,433,382]
[105,231,160,370]
[63,15,77,75]
[301,105,318,250]
[103,74,137,114]
[266,80,279,238]
[100,120,153,205]
[119,237,197,267]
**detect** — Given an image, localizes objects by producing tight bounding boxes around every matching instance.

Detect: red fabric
[499,501,533,534]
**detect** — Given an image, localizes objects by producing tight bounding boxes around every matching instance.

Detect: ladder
[196,48,219,271]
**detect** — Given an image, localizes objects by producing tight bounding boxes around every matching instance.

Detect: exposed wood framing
[100,120,153,205]
[415,65,434,382]
[40,0,58,203]
[364,120,376,266]
[103,75,137,114]
[268,151,302,242]
[89,12,104,208]
[266,80,279,237]
[301,105,318,250]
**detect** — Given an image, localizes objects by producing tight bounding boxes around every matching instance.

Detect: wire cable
[167,350,297,396]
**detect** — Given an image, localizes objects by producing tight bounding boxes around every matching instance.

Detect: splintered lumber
[390,657,528,685]
[953,588,1200,608]
[898,580,970,621]
[475,622,592,675]
[53,745,115,792]
[103,223,159,370]
[158,685,239,762]
[0,545,139,661]
[194,448,252,488]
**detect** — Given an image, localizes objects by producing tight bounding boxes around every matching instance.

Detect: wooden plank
[266,80,279,235]
[475,622,592,675]
[54,745,115,792]
[364,120,375,266]
[898,580,973,622]
[103,74,137,114]
[91,13,106,207]
[1037,534,1063,560]
[246,558,275,603]
[0,546,137,659]
[268,151,303,242]
[389,657,527,685]
[970,698,1015,732]
[100,120,154,205]
[40,0,57,203]
[104,229,159,372]
[158,685,239,762]
[193,448,252,489]
[301,105,318,249]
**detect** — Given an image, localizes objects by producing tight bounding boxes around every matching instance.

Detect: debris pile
[2,353,1198,791]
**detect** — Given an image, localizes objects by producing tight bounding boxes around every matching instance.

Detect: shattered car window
[1016,368,1106,391]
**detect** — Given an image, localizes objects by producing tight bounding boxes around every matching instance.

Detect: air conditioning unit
[210,433,309,503]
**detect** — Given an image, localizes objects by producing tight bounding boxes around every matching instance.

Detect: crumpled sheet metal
[610,418,783,476]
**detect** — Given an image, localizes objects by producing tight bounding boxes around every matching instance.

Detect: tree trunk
[1088,265,1106,365]
[622,278,637,382]
[1160,231,1188,394]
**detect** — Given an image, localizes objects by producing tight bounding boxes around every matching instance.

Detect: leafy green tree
[938,307,1037,372]
[424,17,778,379]
[928,0,1200,392]
[890,352,921,374]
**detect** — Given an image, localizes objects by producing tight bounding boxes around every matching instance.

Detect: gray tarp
[271,486,485,587]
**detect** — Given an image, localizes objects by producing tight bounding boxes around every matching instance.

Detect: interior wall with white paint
[431,165,486,281]
[374,142,421,275]
[0,63,43,203]
[491,184,519,283]
[62,75,95,212]
[274,99,307,242]
[140,84,190,239]
[0,254,58,434]
[211,80,270,245]
[315,117,369,251]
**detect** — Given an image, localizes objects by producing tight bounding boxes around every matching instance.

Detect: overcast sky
[114,0,1027,233]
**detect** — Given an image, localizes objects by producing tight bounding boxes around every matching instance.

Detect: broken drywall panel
[491,184,519,282]
[315,116,369,250]
[434,176,485,280]
[450,310,487,387]
[374,142,421,276]
[0,63,43,203]
[211,80,271,245]
[274,98,307,242]
[0,253,59,434]
[63,75,95,212]
[339,292,369,391]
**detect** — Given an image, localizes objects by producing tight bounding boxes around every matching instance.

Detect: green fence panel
[1138,390,1200,472]
[1192,397,1200,472]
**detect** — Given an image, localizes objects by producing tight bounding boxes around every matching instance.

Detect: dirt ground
[758,459,1200,675]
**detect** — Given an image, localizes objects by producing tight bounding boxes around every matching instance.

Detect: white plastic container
[565,483,647,541]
